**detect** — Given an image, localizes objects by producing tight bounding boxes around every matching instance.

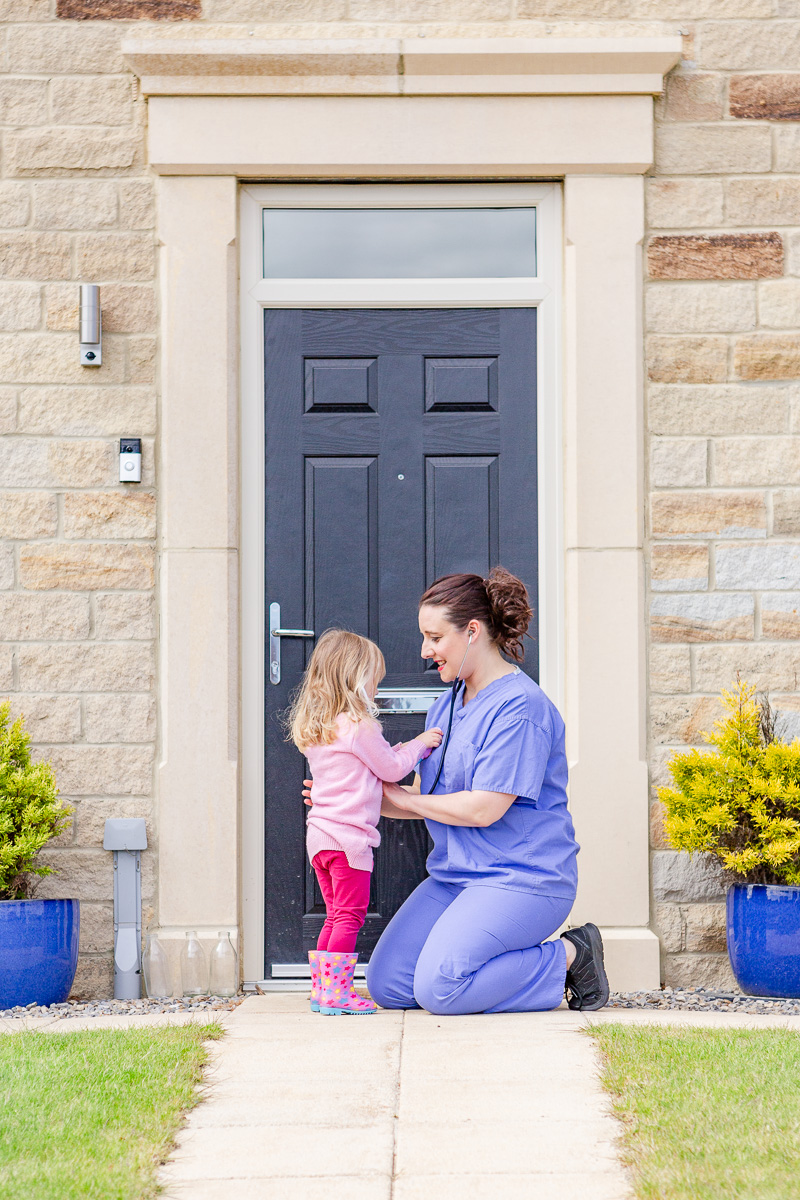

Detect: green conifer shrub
[0,701,73,901]
[660,679,800,886]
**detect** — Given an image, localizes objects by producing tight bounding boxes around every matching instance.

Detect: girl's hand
[418,727,444,749]
[302,778,313,807]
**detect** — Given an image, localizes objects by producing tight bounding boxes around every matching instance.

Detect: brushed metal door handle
[269,603,315,685]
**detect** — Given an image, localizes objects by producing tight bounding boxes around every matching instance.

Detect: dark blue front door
[264,308,538,969]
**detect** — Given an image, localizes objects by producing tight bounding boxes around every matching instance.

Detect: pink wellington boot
[317,951,377,1015]
[308,950,322,1012]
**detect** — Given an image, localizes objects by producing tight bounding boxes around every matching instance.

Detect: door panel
[265,308,537,971]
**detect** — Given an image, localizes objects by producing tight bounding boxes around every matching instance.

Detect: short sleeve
[470,717,551,800]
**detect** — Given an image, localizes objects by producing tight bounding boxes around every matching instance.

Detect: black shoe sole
[566,922,610,1011]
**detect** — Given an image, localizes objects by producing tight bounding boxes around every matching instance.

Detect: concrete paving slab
[395,1119,623,1177]
[164,1176,392,1199]
[397,1077,606,1122]
[393,1173,628,1200]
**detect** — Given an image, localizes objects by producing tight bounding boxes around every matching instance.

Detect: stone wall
[1,0,798,994]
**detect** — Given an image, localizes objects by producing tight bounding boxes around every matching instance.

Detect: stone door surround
[123,33,681,988]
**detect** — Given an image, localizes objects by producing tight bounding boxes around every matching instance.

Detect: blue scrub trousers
[366,878,572,1015]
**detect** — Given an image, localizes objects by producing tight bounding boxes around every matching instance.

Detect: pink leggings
[312,850,372,953]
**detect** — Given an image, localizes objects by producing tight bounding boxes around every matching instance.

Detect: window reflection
[262,208,536,278]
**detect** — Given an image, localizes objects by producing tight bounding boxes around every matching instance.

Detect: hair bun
[485,567,533,663]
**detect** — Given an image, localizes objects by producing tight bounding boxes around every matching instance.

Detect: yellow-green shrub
[660,679,800,886]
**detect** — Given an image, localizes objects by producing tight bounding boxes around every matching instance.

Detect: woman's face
[418,605,477,684]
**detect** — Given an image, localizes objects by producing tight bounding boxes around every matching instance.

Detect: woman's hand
[383,780,417,809]
[302,778,313,807]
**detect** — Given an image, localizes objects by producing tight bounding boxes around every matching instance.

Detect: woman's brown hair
[419,568,533,663]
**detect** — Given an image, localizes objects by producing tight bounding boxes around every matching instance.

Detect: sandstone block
[651,492,766,539]
[662,73,724,121]
[19,543,154,591]
[0,233,71,281]
[0,333,125,386]
[0,390,16,436]
[654,903,684,954]
[18,385,155,437]
[761,592,800,639]
[0,184,31,229]
[650,800,670,849]
[646,179,724,230]
[651,438,707,488]
[50,77,134,126]
[650,646,693,694]
[36,849,111,902]
[652,850,727,902]
[350,0,509,14]
[655,125,771,175]
[651,694,724,743]
[648,234,783,281]
[206,0,343,14]
[0,0,52,18]
[0,78,47,125]
[63,491,156,540]
[57,0,200,15]
[646,282,755,334]
[651,544,709,593]
[83,694,156,744]
[33,182,117,232]
[5,130,139,177]
[17,643,154,693]
[75,799,152,848]
[789,232,800,278]
[7,25,124,74]
[651,594,754,643]
[730,73,800,120]
[75,234,155,283]
[118,181,155,231]
[46,284,156,335]
[128,337,156,385]
[0,550,14,593]
[0,593,90,641]
[647,336,728,384]
[0,491,57,539]
[0,647,12,689]
[649,384,792,437]
[663,953,736,991]
[0,438,113,488]
[69,955,113,1002]
[93,592,155,640]
[735,334,800,381]
[699,20,800,70]
[717,542,800,590]
[45,745,154,797]
[726,178,800,225]
[11,695,82,744]
[694,642,800,691]
[714,437,800,487]
[759,279,800,330]
[773,490,800,535]
[76,902,114,954]
[0,283,41,333]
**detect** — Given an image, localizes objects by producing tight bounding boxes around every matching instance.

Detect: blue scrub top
[418,669,579,898]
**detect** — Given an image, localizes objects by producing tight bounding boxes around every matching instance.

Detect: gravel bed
[608,987,800,1015]
[0,995,246,1020]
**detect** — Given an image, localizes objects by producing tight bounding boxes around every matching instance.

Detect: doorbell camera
[119,438,142,483]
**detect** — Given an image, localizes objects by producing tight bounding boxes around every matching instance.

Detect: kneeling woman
[366,568,608,1016]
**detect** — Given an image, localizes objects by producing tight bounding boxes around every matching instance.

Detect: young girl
[289,629,442,1015]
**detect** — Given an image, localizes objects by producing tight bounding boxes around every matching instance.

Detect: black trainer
[561,923,610,1011]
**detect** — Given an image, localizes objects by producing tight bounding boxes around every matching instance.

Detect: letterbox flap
[103,818,147,851]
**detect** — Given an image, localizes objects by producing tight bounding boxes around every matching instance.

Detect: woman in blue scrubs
[365,568,609,1016]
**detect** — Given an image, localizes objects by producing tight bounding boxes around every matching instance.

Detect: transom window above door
[262,207,537,278]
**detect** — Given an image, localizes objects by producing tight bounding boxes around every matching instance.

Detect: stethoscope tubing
[425,634,472,795]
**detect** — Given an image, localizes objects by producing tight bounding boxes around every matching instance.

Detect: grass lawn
[0,1022,223,1200]
[591,1024,800,1200]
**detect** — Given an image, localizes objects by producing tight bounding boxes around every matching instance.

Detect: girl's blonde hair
[288,629,386,750]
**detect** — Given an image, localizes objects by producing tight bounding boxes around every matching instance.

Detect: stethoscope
[426,631,473,795]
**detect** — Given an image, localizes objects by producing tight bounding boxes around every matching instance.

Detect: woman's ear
[468,620,480,641]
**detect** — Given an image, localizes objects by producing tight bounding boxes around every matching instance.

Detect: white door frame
[240,182,563,983]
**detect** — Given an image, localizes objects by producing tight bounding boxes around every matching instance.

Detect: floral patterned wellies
[308,950,377,1015]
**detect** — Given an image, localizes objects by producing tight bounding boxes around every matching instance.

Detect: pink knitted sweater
[305,715,432,871]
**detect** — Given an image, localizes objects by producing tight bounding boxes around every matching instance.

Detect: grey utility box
[104,818,147,1000]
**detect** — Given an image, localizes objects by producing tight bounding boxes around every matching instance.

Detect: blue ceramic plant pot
[0,899,80,1008]
[727,884,800,999]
